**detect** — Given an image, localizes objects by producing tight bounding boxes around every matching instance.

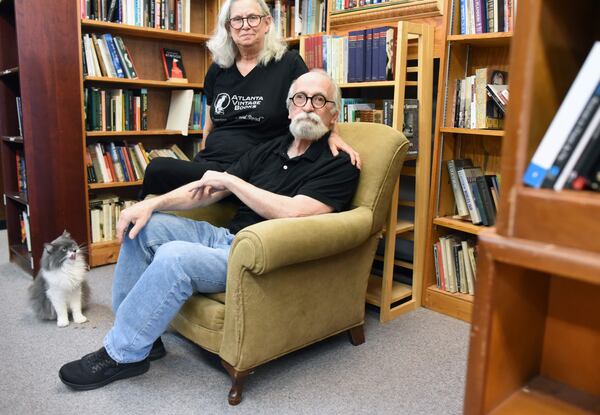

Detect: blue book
[365,29,373,81]
[201,94,207,129]
[356,30,365,82]
[460,0,467,34]
[102,33,125,78]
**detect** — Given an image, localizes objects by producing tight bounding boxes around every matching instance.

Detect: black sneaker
[59,347,149,391]
[148,337,166,361]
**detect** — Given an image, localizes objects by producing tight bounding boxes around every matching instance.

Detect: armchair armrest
[230,206,374,275]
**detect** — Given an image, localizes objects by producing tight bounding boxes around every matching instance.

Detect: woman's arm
[328,124,362,169]
[200,105,213,151]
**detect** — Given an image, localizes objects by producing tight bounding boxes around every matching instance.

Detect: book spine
[473,0,484,34]
[469,177,489,226]
[460,0,467,34]
[433,243,441,288]
[541,81,600,188]
[365,29,373,81]
[565,115,600,190]
[457,168,481,224]
[102,33,125,78]
[447,160,470,217]
[524,43,600,188]
[112,36,132,78]
[475,175,496,225]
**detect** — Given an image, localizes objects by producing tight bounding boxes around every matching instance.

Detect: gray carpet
[0,230,469,414]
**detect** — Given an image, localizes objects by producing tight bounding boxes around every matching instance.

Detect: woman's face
[228,0,271,51]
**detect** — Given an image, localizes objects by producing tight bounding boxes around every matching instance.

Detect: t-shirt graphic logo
[214,93,231,115]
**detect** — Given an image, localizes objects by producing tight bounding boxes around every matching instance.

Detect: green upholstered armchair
[169,123,409,405]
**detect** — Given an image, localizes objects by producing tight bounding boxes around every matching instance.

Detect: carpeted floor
[0,231,470,414]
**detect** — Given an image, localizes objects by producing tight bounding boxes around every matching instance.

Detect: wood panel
[15,0,88,273]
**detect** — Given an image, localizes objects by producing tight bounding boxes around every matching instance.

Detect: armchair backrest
[337,122,409,234]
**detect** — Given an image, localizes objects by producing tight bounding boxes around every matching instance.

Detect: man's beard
[289,112,329,141]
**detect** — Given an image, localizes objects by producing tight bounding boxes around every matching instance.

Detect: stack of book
[84,88,148,132]
[89,195,137,243]
[82,33,138,79]
[81,0,192,32]
[304,26,397,84]
[447,159,500,226]
[457,0,516,35]
[524,42,600,192]
[452,68,508,130]
[433,235,477,295]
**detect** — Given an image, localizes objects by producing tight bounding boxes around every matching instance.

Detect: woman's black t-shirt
[199,50,308,165]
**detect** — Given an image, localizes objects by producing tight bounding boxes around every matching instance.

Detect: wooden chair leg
[347,324,365,346]
[221,359,253,405]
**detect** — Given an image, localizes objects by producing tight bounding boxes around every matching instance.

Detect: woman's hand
[328,130,362,169]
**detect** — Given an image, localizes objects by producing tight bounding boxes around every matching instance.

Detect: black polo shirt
[226,132,360,234]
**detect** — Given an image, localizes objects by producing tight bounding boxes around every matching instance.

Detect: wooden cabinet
[422,0,513,322]
[464,1,600,413]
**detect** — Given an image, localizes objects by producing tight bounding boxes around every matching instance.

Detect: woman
[140,0,359,198]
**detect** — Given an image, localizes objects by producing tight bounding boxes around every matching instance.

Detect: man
[58,70,359,391]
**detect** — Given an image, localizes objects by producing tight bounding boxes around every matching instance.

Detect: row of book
[333,0,394,12]
[89,195,137,243]
[85,87,148,132]
[305,27,396,84]
[271,0,326,37]
[452,68,508,130]
[524,42,600,192]
[433,235,478,295]
[81,0,192,32]
[16,150,27,195]
[82,33,138,79]
[457,0,516,35]
[337,98,419,154]
[86,142,189,184]
[447,159,500,226]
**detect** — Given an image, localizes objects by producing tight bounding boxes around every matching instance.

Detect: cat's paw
[73,314,88,324]
[57,319,69,327]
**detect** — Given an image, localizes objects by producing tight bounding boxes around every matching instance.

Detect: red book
[161,48,187,81]
[120,146,136,182]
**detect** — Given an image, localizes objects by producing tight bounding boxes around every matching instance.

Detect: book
[541,81,600,189]
[113,36,138,79]
[457,165,482,225]
[161,48,187,82]
[566,115,600,190]
[166,89,194,135]
[447,159,473,218]
[486,83,509,113]
[402,99,419,154]
[523,42,600,188]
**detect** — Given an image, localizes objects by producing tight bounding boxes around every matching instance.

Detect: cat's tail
[28,276,56,320]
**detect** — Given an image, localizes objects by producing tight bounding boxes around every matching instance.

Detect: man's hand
[189,171,232,201]
[116,200,154,242]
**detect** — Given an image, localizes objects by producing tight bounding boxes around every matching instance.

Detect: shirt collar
[274,131,332,161]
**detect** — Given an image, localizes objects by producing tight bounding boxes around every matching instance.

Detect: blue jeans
[103,212,235,363]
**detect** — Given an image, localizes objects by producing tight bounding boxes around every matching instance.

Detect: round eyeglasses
[228,14,265,29]
[289,92,335,109]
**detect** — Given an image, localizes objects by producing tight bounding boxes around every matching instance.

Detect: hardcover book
[161,48,187,82]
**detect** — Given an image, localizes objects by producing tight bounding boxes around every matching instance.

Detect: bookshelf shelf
[81,19,211,43]
[432,216,487,235]
[339,81,395,88]
[89,239,120,267]
[376,255,414,269]
[382,219,415,235]
[1,135,23,143]
[5,191,28,206]
[84,76,204,89]
[439,127,504,137]
[86,129,202,137]
[366,275,412,306]
[447,32,513,47]
[424,284,473,322]
[88,181,143,190]
[0,66,18,77]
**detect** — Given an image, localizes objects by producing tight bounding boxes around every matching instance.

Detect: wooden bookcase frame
[0,0,88,275]
[464,1,600,413]
[422,0,513,322]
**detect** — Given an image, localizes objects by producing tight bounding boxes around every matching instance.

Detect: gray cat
[29,231,90,327]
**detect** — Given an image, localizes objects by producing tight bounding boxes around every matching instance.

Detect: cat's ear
[44,243,53,253]
[62,230,71,238]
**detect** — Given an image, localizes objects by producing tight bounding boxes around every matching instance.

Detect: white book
[166,89,194,135]
[439,237,451,292]
[457,167,482,224]
[458,250,468,294]
[83,35,96,77]
[90,208,102,243]
[554,107,600,190]
[94,143,111,183]
[461,240,475,295]
[97,38,117,77]
[523,42,600,188]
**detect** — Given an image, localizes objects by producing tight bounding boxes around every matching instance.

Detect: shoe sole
[59,360,150,391]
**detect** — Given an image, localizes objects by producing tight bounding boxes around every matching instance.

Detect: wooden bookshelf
[80,1,217,266]
[0,0,88,275]
[422,0,513,322]
[464,1,600,413]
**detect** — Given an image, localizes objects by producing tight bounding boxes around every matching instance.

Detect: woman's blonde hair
[207,0,288,68]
